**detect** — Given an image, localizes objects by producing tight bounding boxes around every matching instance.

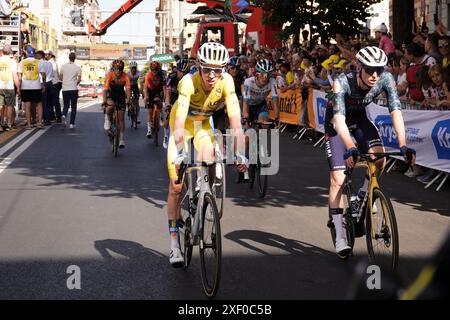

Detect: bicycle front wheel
[256,162,268,198]
[199,193,222,299]
[365,188,399,272]
[153,109,160,147]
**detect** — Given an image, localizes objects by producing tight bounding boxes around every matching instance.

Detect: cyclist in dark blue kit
[325,46,416,258]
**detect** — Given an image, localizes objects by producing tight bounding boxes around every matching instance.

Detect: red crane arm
[89,0,144,36]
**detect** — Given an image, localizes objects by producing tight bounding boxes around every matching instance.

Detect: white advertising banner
[310,89,328,133]
[309,89,450,173]
[366,103,450,173]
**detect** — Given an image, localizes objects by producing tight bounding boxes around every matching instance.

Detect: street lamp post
[179,0,184,54]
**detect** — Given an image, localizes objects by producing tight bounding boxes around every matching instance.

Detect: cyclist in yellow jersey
[166,42,247,267]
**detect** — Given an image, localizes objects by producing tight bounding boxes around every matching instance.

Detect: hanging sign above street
[150,53,175,63]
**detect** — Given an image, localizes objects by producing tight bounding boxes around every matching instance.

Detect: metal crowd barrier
[283,94,448,191]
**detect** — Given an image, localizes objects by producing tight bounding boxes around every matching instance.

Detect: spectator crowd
[171,23,450,186]
[0,43,81,133]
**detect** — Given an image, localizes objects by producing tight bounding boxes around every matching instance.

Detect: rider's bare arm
[391,109,407,148]
[331,77,355,150]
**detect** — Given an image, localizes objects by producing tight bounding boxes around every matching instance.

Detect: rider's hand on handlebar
[400,146,416,166]
[344,147,360,169]
[173,153,187,172]
[235,154,249,173]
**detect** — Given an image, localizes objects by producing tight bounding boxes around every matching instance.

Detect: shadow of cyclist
[225,229,332,257]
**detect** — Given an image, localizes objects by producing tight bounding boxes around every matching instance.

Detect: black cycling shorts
[248,101,269,123]
[324,107,383,171]
[107,92,126,111]
[146,90,163,109]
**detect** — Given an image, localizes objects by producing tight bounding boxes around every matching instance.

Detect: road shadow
[0,234,434,300]
[5,109,448,218]
[5,109,169,209]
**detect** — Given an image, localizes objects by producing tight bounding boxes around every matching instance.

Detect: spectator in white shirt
[60,52,81,128]
[36,50,56,125]
[0,44,20,132]
[45,49,63,123]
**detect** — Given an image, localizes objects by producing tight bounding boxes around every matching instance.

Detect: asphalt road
[0,99,449,300]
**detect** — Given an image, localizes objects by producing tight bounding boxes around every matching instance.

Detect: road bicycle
[176,157,223,298]
[128,91,139,129]
[105,103,120,157]
[247,121,276,198]
[212,131,227,219]
[151,97,161,147]
[328,152,402,271]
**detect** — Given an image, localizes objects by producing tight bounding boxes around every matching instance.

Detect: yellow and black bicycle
[329,151,404,272]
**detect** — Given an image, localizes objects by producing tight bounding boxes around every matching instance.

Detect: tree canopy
[252,0,382,42]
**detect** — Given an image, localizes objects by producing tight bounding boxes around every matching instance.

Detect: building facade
[389,0,450,45]
[27,0,101,48]
[156,0,202,54]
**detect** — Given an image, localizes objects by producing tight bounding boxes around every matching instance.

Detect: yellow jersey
[174,72,240,121]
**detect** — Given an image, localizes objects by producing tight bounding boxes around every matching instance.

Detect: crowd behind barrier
[2,16,449,191]
[214,25,450,192]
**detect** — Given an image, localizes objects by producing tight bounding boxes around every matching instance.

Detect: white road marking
[0,129,35,158]
[78,99,100,110]
[0,128,49,175]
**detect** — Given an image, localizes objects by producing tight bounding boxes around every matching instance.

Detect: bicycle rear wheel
[179,181,193,269]
[113,130,119,157]
[365,188,399,272]
[212,163,225,219]
[131,101,139,129]
[248,164,256,189]
[199,192,221,298]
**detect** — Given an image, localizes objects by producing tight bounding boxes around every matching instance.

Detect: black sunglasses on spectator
[439,43,449,49]
[363,66,384,76]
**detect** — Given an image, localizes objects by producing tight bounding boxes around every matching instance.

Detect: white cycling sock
[333,215,344,240]
[330,208,345,241]
[163,127,167,138]
[169,220,180,249]
[171,234,180,250]
[244,170,249,180]
[119,132,124,140]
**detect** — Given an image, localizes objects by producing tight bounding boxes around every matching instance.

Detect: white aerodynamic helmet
[129,61,138,68]
[197,42,229,67]
[256,59,274,73]
[356,46,388,67]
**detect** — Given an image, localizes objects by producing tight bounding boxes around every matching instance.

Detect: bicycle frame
[352,153,399,240]
[352,161,380,226]
[184,165,214,244]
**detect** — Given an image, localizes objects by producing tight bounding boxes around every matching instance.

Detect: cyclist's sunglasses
[200,65,223,76]
[363,66,384,76]
[112,67,123,72]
